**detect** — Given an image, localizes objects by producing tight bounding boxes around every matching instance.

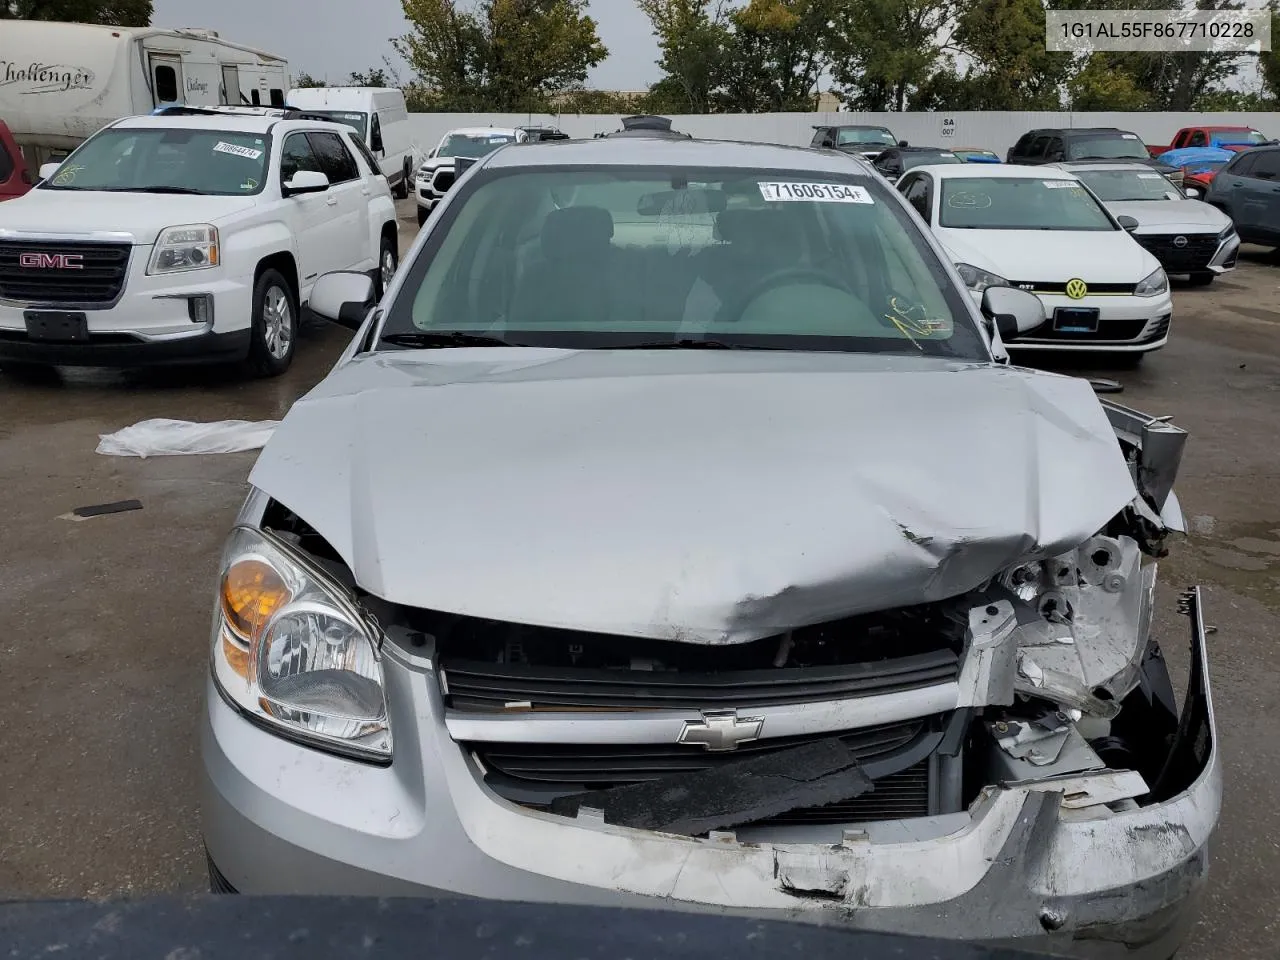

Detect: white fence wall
[404,111,1280,161]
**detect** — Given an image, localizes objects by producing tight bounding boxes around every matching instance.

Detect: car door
[1043,137,1066,164]
[1238,149,1280,240]
[307,130,372,271]
[279,131,349,286]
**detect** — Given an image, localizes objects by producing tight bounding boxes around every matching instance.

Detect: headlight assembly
[1134,267,1169,298]
[954,262,1009,293]
[148,223,219,275]
[211,525,391,762]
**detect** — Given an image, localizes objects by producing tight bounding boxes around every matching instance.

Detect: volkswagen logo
[676,710,764,751]
[1065,278,1089,300]
[1173,236,1188,248]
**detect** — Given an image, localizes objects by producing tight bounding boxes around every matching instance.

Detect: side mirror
[1116,215,1140,233]
[39,162,61,181]
[309,271,375,330]
[898,140,909,148]
[981,286,1045,339]
[1184,186,1202,199]
[283,170,330,196]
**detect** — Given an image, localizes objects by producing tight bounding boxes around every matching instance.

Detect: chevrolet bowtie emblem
[677,711,764,751]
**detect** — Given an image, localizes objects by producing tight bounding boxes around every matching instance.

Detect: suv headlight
[211,525,391,762]
[148,224,219,275]
[1135,267,1169,298]
[954,262,1009,293]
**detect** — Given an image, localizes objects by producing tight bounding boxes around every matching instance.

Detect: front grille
[1134,233,1220,272]
[1019,318,1149,343]
[431,169,456,193]
[1010,281,1136,295]
[470,716,941,825]
[443,649,958,712]
[0,240,131,305]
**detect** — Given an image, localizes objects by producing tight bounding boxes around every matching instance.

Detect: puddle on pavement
[1178,516,1280,610]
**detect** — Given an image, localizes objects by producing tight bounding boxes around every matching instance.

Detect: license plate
[1053,307,1100,334]
[24,310,89,342]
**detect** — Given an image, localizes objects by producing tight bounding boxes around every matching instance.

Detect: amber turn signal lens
[221,559,290,642]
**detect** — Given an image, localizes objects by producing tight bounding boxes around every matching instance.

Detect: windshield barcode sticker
[1138,173,1163,179]
[213,141,264,160]
[759,182,873,203]
[1043,181,1080,188]
[1122,134,1139,140]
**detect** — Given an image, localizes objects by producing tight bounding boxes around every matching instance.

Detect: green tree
[637,0,730,113]
[718,0,838,111]
[825,0,955,111]
[941,0,1068,109]
[0,0,150,23]
[349,67,392,87]
[1066,54,1150,110]
[1258,5,1280,101]
[1050,0,1246,111]
[397,0,606,112]
[293,72,326,88]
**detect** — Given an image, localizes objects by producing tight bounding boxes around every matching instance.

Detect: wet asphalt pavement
[1,203,1278,957]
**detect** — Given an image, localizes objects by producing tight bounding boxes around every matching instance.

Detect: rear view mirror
[284,170,329,196]
[310,271,375,330]
[1184,186,1202,199]
[1116,215,1140,233]
[981,286,1045,339]
[637,189,727,216]
[39,162,61,181]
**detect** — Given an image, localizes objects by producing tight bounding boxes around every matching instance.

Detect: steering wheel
[714,268,854,324]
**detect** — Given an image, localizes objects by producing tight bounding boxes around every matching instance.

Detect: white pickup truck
[0,106,397,376]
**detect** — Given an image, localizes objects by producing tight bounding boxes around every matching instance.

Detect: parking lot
[0,197,1276,956]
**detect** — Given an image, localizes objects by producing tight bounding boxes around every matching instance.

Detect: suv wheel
[376,233,399,299]
[245,268,297,378]
[394,161,411,199]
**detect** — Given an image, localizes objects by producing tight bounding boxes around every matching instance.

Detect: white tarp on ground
[96,419,279,458]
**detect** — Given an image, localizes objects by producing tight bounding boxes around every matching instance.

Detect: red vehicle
[0,119,33,201]
[1147,125,1273,158]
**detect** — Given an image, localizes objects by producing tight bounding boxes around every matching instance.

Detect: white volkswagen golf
[897,164,1173,363]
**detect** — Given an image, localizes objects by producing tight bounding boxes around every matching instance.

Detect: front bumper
[972,287,1174,354]
[202,588,1220,959]
[0,244,255,366]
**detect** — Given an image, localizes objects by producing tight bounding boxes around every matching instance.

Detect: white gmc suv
[0,107,398,376]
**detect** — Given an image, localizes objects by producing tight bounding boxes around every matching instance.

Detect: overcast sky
[151,0,661,90]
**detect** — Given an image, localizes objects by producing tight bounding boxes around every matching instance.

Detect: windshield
[39,128,268,195]
[1213,130,1267,146]
[903,152,963,170]
[1074,169,1179,202]
[301,110,367,137]
[439,133,516,159]
[938,176,1116,231]
[1067,134,1149,160]
[837,127,897,146]
[380,166,986,359]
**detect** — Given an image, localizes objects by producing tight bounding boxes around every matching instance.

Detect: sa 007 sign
[940,117,956,138]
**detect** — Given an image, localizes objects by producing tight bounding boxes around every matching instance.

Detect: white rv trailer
[0,20,291,164]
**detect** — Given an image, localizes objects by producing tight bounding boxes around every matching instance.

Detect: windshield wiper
[380,331,517,349]
[93,186,207,195]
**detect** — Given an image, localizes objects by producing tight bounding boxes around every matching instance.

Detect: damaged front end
[209,399,1217,958]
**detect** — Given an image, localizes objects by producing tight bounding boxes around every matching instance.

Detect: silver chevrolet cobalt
[201,136,1218,958]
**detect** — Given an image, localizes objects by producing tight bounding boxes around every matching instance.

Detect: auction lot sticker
[760,182,874,203]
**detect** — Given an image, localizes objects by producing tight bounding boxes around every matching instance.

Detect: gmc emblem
[19,253,84,270]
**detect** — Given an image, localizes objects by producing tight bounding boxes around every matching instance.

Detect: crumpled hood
[0,190,257,244]
[938,228,1160,284]
[249,350,1138,643]
[1106,199,1232,234]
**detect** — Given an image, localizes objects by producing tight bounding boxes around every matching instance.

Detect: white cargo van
[285,87,414,198]
[0,20,290,167]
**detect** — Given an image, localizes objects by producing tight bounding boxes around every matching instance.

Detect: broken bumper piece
[201,588,1218,960]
